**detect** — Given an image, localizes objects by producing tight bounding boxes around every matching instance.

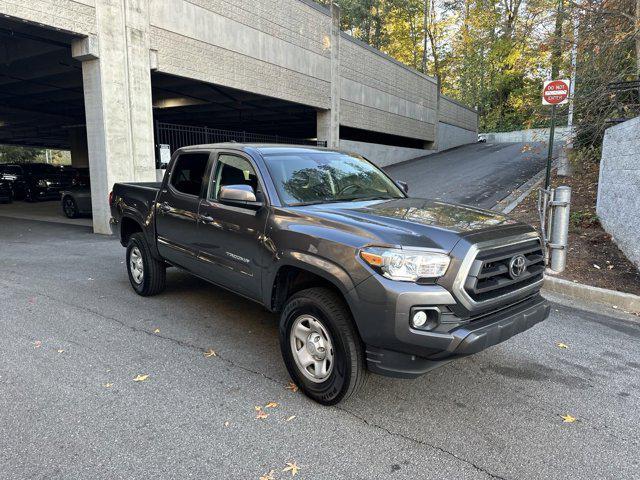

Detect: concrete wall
[437,122,478,152]
[0,0,96,36]
[438,96,478,133]
[339,35,437,142]
[483,127,570,144]
[340,121,477,168]
[149,0,332,110]
[339,139,435,168]
[597,116,640,269]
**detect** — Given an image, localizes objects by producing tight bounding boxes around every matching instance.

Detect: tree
[315,0,638,138]
[0,145,43,164]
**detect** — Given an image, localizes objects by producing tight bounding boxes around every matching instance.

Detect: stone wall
[0,0,96,35]
[483,127,570,144]
[596,116,640,269]
[339,35,438,141]
[438,96,477,133]
[149,0,332,109]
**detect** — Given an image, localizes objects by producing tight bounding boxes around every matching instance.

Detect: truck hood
[296,197,529,252]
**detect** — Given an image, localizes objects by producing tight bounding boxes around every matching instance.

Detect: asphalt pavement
[1,217,638,479]
[385,142,556,208]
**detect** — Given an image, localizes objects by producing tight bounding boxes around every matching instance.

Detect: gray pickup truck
[110,144,549,405]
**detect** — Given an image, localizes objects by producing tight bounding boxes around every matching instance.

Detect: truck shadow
[157,268,574,415]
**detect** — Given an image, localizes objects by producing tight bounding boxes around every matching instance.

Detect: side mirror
[219,184,263,209]
[397,181,409,194]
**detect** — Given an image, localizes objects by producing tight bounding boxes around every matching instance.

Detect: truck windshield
[262,151,404,206]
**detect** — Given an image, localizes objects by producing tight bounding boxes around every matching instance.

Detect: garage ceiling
[0,18,317,151]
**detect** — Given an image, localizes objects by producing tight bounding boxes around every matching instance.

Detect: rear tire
[62,196,78,218]
[24,187,36,202]
[126,232,166,296]
[279,287,367,405]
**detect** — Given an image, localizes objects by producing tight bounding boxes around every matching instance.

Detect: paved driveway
[1,218,638,479]
[385,142,557,208]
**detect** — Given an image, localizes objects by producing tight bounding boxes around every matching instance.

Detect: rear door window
[170,153,209,196]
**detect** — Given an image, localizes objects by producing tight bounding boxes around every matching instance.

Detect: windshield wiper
[290,196,398,207]
[290,199,347,206]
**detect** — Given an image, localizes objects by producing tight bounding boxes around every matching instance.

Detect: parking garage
[0,18,330,230]
[0,0,478,235]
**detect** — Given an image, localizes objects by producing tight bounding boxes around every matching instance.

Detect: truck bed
[111,182,162,241]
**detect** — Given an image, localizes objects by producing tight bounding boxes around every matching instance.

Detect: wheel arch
[267,251,357,315]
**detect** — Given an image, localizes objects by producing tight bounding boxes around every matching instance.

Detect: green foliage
[0,145,44,164]
[570,210,599,229]
[315,0,638,137]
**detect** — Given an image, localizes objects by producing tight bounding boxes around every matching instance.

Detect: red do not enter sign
[542,79,570,105]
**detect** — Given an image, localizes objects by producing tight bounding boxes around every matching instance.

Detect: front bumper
[348,274,549,378]
[35,187,64,200]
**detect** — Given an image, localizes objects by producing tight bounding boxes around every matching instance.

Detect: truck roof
[177,143,341,155]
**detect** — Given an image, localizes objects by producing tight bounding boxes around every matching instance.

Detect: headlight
[37,179,49,187]
[360,247,450,281]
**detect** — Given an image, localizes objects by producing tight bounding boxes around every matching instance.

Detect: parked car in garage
[61,169,91,218]
[0,163,75,201]
[0,178,12,203]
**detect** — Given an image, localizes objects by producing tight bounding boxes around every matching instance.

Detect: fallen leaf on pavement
[260,470,276,480]
[561,414,577,423]
[256,411,269,420]
[286,415,296,422]
[133,374,149,382]
[556,342,569,349]
[283,462,300,476]
[204,349,217,358]
[285,382,298,393]
[265,402,278,408]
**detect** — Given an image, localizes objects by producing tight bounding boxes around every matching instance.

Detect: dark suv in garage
[0,163,75,201]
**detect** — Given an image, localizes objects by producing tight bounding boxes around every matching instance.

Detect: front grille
[464,240,544,302]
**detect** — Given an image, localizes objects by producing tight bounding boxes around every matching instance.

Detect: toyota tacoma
[110,144,549,405]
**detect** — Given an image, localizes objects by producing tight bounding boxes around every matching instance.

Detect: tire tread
[284,287,367,404]
[128,232,166,296]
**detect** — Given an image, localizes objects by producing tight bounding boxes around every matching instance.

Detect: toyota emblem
[508,254,527,279]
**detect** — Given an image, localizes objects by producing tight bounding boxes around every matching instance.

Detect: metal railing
[155,122,326,152]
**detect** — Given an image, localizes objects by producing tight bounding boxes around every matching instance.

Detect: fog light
[412,311,428,328]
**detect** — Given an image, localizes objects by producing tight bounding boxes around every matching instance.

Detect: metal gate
[155,122,326,159]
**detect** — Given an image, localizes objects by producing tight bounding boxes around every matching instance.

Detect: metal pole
[559,15,579,177]
[544,104,557,190]
[548,186,571,273]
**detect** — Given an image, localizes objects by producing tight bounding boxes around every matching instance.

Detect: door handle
[158,202,171,213]
[199,215,214,223]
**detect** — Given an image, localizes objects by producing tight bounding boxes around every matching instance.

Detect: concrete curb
[492,161,557,214]
[543,274,640,315]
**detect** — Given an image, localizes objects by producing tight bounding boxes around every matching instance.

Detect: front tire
[279,287,366,405]
[126,232,166,296]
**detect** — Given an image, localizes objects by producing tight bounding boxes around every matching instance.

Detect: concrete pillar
[69,127,89,168]
[318,3,341,148]
[432,78,442,151]
[72,0,155,234]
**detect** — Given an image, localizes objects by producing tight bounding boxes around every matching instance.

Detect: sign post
[542,79,570,189]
